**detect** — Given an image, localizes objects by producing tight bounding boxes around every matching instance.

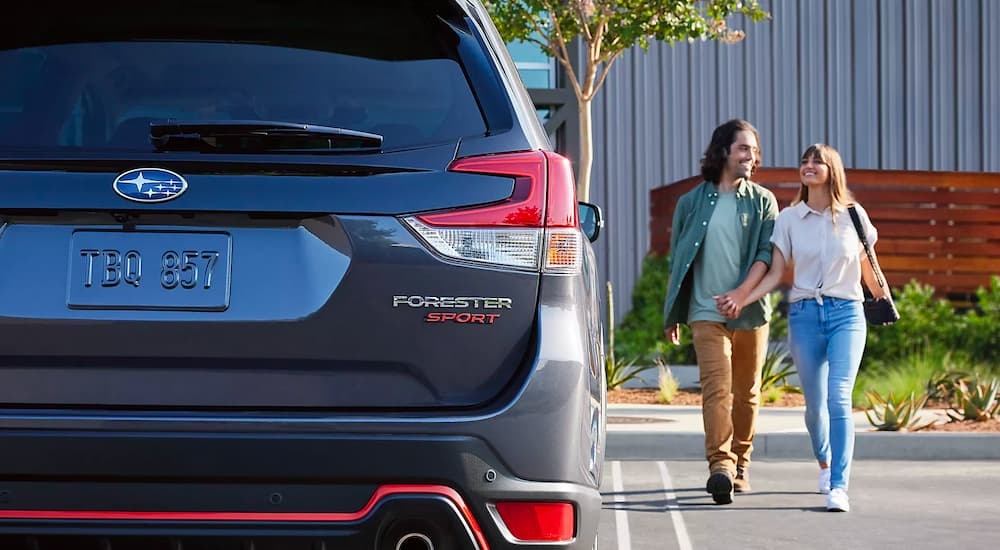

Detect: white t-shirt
[770,201,878,303]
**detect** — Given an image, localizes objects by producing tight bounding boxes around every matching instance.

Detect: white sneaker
[818,468,831,494]
[826,488,850,512]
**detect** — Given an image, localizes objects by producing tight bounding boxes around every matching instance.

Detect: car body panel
[0,1,605,548]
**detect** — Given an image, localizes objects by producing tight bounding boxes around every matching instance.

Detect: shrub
[961,277,1000,366]
[605,281,657,390]
[766,290,789,343]
[614,253,696,365]
[862,281,959,371]
[863,277,1000,370]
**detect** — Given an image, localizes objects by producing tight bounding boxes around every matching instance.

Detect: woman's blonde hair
[793,144,855,219]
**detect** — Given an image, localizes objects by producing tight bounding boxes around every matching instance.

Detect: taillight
[402,150,581,273]
[490,501,575,543]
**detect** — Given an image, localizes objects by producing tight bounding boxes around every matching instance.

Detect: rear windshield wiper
[149,120,383,153]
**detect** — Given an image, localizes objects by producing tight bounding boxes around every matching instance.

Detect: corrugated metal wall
[588,0,1000,322]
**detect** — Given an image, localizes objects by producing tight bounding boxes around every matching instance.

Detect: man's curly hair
[700,119,761,183]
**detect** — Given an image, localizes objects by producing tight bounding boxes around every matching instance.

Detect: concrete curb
[606,404,1000,461]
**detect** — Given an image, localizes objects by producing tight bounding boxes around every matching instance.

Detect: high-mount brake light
[404,151,582,272]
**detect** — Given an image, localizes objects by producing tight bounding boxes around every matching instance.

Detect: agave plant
[605,356,658,390]
[761,341,799,394]
[864,390,936,432]
[947,378,1000,422]
[926,368,969,405]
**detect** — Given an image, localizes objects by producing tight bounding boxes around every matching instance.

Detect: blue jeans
[787,297,867,490]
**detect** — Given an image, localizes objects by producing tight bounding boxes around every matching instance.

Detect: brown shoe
[734,467,751,493]
[706,471,734,504]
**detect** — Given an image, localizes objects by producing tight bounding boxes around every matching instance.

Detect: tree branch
[523,11,556,57]
[590,15,606,66]
[580,16,609,99]
[542,0,585,99]
[554,42,584,100]
[589,53,620,101]
[574,0,594,43]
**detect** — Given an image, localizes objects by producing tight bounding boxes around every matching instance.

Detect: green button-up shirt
[662,178,779,330]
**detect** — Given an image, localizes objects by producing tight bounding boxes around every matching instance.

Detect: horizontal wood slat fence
[650,168,1000,301]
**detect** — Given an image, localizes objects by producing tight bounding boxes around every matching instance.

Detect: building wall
[587,0,1000,322]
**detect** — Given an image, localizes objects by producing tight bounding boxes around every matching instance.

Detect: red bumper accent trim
[0,484,489,550]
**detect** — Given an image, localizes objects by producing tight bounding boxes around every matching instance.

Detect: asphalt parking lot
[598,459,1000,550]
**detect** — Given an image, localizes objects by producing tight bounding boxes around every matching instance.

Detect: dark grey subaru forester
[0,1,606,549]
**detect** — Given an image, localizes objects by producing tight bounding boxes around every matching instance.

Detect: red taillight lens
[422,150,578,229]
[404,150,582,272]
[493,501,575,543]
[422,150,548,227]
[541,151,579,229]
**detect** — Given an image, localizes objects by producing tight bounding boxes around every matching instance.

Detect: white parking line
[657,462,693,550]
[611,461,631,550]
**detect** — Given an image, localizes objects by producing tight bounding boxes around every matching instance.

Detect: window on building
[507,40,555,88]
[506,39,555,125]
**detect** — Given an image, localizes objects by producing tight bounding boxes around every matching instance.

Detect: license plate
[67,231,232,311]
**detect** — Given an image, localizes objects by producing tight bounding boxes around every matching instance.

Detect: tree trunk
[577,97,593,203]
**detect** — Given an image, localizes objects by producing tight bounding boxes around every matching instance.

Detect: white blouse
[770,201,878,303]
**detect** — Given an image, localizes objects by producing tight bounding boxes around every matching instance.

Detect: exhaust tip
[396,532,434,550]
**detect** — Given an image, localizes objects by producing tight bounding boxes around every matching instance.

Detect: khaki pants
[690,321,769,475]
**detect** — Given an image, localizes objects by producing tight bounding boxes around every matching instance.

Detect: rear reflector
[492,501,575,543]
[406,150,582,272]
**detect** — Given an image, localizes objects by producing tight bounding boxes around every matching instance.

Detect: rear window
[0,2,488,152]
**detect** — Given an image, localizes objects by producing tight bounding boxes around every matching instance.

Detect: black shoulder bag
[848,206,899,326]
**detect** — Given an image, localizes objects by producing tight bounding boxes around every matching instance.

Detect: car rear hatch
[0,0,578,411]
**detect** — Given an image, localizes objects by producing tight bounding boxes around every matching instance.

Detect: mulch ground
[608,388,804,407]
[608,388,1000,432]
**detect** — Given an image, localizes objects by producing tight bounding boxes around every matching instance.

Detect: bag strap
[848,205,886,290]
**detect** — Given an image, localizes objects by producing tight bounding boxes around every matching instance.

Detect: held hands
[663,287,748,346]
[714,289,747,319]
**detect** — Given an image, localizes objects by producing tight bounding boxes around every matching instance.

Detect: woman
[715,143,876,512]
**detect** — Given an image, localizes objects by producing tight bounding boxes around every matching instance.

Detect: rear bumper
[0,485,488,550]
[0,432,601,549]
[0,268,605,549]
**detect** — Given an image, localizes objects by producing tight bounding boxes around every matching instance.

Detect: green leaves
[613,253,679,364]
[486,1,769,59]
[604,279,658,390]
[484,1,770,202]
[864,277,1000,370]
[483,1,553,48]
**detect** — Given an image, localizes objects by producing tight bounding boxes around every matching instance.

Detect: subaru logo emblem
[113,168,188,203]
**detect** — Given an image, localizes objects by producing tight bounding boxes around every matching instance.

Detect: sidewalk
[606,404,1000,461]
